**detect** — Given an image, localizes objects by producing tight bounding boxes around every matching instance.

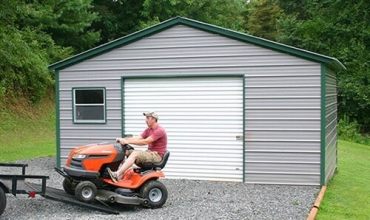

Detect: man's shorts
[128,150,162,165]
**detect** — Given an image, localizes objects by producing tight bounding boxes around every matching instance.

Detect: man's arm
[117,136,154,146]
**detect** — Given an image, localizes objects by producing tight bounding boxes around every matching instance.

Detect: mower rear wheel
[75,181,97,203]
[0,187,6,216]
[62,178,75,195]
[140,180,168,208]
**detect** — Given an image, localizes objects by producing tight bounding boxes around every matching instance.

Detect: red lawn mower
[55,143,170,209]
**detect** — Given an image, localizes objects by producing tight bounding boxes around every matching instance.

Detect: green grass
[317,140,370,220]
[0,97,56,162]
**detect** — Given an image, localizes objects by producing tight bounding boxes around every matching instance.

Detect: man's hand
[116,138,128,145]
[116,136,151,146]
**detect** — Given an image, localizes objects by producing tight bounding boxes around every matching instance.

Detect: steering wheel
[123,144,134,151]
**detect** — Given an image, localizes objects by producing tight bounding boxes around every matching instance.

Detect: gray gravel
[0,157,319,220]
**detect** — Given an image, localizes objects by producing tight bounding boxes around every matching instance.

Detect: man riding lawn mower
[57,112,170,208]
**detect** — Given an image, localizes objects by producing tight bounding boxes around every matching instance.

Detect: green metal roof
[49,16,345,71]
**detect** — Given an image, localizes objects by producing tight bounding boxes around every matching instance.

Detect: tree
[0,0,97,103]
[0,26,55,102]
[91,0,246,44]
[26,0,100,53]
[277,0,370,132]
[139,0,246,31]
[243,0,283,40]
[92,0,145,43]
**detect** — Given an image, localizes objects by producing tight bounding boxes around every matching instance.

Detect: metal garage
[50,17,344,185]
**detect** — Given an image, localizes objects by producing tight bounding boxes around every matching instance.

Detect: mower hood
[65,143,125,173]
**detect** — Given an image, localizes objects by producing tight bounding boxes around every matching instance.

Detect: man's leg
[115,151,139,179]
[108,151,161,182]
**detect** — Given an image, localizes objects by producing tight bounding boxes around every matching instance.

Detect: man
[107,112,167,183]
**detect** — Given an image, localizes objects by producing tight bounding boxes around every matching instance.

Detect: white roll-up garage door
[123,76,244,182]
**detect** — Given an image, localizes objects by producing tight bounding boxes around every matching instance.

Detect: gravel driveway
[0,157,318,220]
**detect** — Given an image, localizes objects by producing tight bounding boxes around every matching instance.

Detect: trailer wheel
[62,178,75,195]
[0,187,6,216]
[75,181,97,203]
[140,180,168,208]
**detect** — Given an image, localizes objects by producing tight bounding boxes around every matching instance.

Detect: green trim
[55,70,61,168]
[320,64,327,185]
[49,17,345,72]
[121,78,124,137]
[72,87,107,124]
[122,73,245,79]
[242,75,246,183]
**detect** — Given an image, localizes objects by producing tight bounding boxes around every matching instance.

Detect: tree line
[0,0,368,132]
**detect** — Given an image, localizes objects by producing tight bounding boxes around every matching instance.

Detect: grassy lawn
[317,140,370,220]
[0,97,55,162]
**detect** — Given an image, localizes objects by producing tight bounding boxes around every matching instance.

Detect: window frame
[72,87,107,124]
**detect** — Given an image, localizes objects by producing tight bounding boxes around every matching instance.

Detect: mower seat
[135,151,170,172]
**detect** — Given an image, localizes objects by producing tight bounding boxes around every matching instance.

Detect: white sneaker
[107,167,118,183]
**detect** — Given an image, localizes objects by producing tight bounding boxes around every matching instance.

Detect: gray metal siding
[245,66,321,185]
[325,69,337,182]
[58,24,321,185]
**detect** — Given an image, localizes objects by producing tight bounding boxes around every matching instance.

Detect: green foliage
[0,0,97,103]
[91,0,246,41]
[92,0,145,43]
[139,0,246,31]
[338,118,370,145]
[276,0,370,132]
[0,26,51,102]
[33,0,100,52]
[276,1,312,20]
[244,0,283,40]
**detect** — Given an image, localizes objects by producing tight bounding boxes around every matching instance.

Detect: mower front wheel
[140,180,168,208]
[0,187,6,216]
[75,181,97,203]
[62,178,75,195]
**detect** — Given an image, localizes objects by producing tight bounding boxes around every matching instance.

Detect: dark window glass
[76,106,104,120]
[76,90,104,104]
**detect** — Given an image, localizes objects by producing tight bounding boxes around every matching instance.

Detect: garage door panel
[125,99,242,104]
[124,77,243,181]
[125,107,242,112]
[125,103,242,108]
[124,91,242,97]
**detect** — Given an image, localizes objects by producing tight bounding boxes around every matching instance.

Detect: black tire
[74,181,97,203]
[140,180,168,208]
[0,187,6,216]
[62,178,75,195]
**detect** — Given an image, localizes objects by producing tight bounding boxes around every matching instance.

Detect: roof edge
[49,16,345,72]
[49,17,181,70]
[176,17,345,71]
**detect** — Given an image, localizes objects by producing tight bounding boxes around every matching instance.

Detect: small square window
[73,88,106,123]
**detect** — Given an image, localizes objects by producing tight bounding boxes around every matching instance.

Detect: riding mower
[55,142,170,209]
